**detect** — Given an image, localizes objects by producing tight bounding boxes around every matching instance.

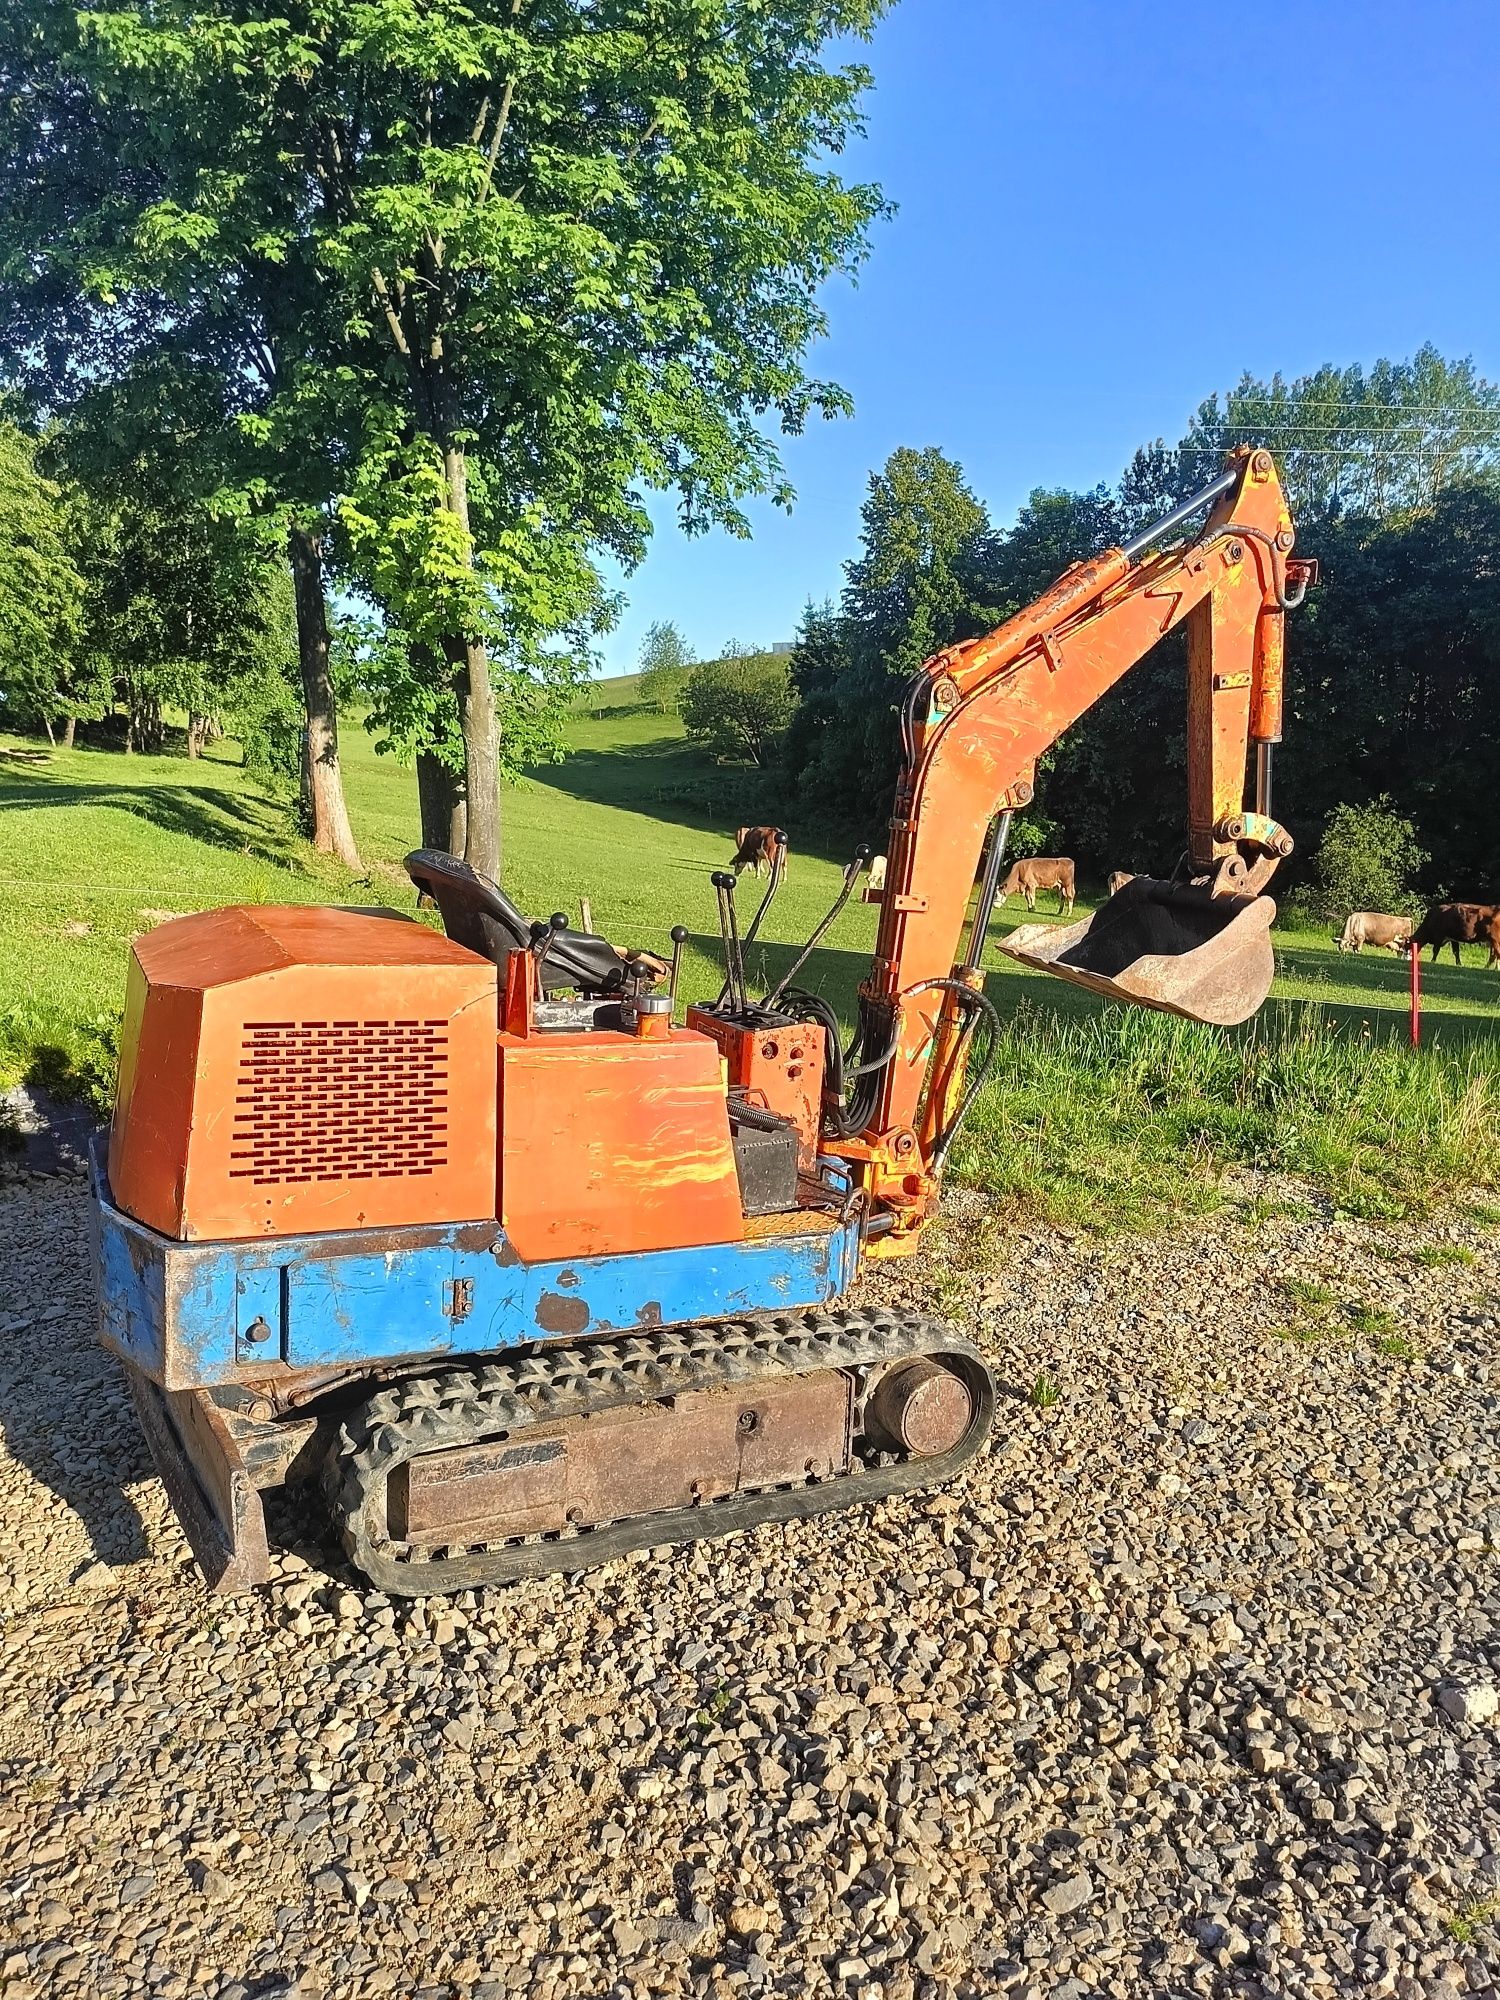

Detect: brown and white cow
[731,826,786,878]
[1106,870,1135,898]
[1000,857,1075,915]
[1335,912,1414,954]
[1405,902,1500,967]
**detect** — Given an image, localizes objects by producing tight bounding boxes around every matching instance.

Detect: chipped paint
[92,1138,861,1391]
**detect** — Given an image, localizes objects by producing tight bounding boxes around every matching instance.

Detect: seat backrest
[403,850,627,994]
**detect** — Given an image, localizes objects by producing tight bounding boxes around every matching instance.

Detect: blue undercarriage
[90,1143,863,1394]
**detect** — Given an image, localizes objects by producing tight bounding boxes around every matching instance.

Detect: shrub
[680,652,794,766]
[1309,797,1426,919]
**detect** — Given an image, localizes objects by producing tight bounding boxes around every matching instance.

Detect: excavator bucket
[995,876,1276,1027]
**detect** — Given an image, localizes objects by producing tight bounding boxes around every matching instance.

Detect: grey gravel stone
[1040,1873,1093,1915]
[1437,1680,1499,1726]
[4,1168,1500,1999]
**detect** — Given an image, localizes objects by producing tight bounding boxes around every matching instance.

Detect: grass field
[3,682,1498,1224]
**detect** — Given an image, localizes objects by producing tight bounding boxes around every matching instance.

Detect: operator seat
[404,849,630,994]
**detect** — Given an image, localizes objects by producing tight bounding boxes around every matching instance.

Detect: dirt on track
[2,1168,1499,2000]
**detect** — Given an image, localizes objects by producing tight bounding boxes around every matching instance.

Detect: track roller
[323,1307,994,1595]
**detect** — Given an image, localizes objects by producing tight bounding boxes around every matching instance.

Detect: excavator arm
[833,447,1314,1249]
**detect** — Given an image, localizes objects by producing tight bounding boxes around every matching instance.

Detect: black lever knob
[670,924,689,944]
[711,871,735,890]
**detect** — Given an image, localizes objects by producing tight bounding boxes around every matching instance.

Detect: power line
[1209,401,1500,414]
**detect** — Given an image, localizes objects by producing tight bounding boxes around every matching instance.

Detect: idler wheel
[866,1359,973,1458]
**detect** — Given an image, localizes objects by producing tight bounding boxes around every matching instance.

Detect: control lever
[530,911,570,993]
[718,830,786,1006]
[710,871,748,1015]
[668,924,688,1019]
[740,830,786,954]
[764,846,870,1009]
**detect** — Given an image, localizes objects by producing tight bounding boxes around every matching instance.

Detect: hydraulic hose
[900,977,1002,1174]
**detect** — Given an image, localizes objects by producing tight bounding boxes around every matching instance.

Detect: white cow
[1335,912,1414,953]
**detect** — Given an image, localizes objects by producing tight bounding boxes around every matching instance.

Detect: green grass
[6,688,1500,1237]
[1374,1331,1420,1361]
[1283,1276,1338,1311]
[952,1001,1500,1231]
[1028,1371,1061,1409]
[1444,1897,1500,1948]
[1412,1242,1477,1268]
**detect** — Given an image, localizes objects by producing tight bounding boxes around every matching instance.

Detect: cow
[1106,870,1135,898]
[1405,902,1500,967]
[731,826,786,878]
[1335,912,1415,954]
[1000,857,1075,915]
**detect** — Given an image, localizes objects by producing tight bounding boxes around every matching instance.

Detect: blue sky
[597,0,1500,674]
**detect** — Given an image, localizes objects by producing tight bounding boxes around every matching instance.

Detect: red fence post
[1410,940,1422,1049]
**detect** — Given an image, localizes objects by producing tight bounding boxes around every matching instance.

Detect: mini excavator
[91,448,1314,1595]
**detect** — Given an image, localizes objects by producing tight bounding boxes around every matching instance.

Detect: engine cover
[109,906,497,1241]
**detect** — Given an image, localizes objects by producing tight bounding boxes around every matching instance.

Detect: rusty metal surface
[866,1359,974,1457]
[125,1368,270,1593]
[391,1369,854,1546]
[212,1390,327,1488]
[998,881,1277,1027]
[329,1308,994,1594]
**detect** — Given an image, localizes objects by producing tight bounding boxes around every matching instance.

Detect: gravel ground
[3,1168,1500,2000]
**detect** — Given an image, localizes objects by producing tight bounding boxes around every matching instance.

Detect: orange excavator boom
[830,446,1314,1248]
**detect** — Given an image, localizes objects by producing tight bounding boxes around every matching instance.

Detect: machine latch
[444,1278,475,1324]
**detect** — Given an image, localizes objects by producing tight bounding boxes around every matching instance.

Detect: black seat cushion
[404,850,628,993]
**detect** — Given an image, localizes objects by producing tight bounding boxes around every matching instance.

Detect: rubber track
[325,1306,994,1596]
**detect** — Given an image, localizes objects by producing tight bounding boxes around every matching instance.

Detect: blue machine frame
[90,1141,863,1392]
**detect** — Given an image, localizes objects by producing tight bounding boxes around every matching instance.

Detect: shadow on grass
[536,742,863,865]
[1275,942,1500,1005]
[0,771,301,870]
[680,931,1500,1052]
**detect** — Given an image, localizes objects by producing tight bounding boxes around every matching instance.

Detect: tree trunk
[60,716,76,750]
[288,523,364,871]
[186,712,209,759]
[417,751,468,858]
[42,716,56,747]
[440,444,502,880]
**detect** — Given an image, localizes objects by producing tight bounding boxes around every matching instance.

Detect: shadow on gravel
[0,1169,154,1573]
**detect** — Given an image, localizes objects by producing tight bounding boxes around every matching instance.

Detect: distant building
[769,641,795,656]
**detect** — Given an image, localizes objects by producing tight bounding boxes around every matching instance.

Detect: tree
[0,423,90,742]
[0,1,891,880]
[784,447,999,826]
[1273,478,1500,894]
[637,621,694,714]
[1180,345,1500,523]
[47,387,311,781]
[780,347,1500,889]
[73,484,300,761]
[1308,799,1427,920]
[0,45,366,866]
[680,653,794,766]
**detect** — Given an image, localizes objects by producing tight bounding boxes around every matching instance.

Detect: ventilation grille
[230,1019,450,1185]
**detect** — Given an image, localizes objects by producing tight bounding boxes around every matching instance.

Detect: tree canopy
[637,620,694,715]
[0,423,90,741]
[784,447,999,822]
[0,0,891,875]
[780,347,1500,899]
[680,651,795,767]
